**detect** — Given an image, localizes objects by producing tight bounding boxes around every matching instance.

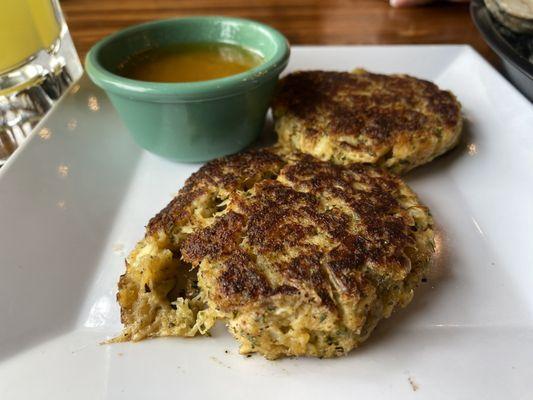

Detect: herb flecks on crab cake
[116,149,434,359]
[272,69,462,174]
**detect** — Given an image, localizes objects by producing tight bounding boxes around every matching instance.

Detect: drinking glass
[0,0,82,166]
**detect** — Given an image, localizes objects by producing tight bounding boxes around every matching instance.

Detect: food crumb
[117,352,123,357]
[112,242,125,256]
[408,376,419,392]
[57,164,69,178]
[246,354,252,358]
[224,350,230,354]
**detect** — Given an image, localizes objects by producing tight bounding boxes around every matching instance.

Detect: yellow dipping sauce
[116,42,263,83]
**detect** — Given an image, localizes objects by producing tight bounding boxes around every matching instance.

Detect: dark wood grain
[61,0,497,66]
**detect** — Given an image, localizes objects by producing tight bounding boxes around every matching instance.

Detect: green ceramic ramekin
[85,16,290,162]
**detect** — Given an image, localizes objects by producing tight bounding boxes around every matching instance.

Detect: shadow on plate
[352,122,475,355]
[251,113,277,149]
[352,123,474,355]
[353,223,453,356]
[0,80,144,363]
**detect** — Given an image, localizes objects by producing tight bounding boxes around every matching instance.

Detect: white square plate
[1,46,532,399]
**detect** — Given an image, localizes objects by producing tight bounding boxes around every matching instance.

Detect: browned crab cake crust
[272,70,463,174]
[116,149,434,359]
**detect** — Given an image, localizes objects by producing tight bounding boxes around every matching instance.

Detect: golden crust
[146,149,285,236]
[116,149,434,358]
[272,70,463,174]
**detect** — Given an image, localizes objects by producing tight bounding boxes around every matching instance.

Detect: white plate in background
[0,46,532,399]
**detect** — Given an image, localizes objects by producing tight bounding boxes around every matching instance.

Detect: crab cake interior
[272,69,463,174]
[116,149,434,359]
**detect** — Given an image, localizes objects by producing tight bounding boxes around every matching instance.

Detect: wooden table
[62,0,497,66]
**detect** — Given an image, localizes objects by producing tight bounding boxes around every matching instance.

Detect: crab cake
[116,149,434,359]
[116,149,285,342]
[272,69,463,174]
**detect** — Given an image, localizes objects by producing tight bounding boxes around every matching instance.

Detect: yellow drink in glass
[0,0,61,73]
[0,0,82,166]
